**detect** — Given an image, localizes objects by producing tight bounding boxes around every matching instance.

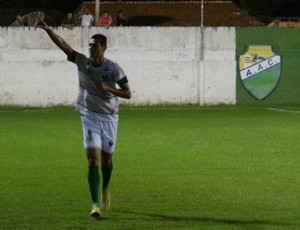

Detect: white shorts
[81,114,118,153]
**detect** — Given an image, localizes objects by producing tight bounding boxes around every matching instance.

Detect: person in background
[79,8,94,27]
[98,11,112,29]
[116,10,129,26]
[61,12,76,28]
[15,14,28,26]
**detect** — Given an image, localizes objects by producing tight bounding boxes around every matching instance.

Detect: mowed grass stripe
[0,106,299,230]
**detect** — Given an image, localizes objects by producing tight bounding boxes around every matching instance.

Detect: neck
[92,56,104,66]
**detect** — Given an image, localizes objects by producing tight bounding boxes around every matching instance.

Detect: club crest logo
[238,45,282,100]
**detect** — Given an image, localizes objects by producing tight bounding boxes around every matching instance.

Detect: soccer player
[37,18,131,219]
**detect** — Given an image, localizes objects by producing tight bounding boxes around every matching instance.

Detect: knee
[86,148,101,167]
[102,157,112,165]
[88,158,100,167]
[102,152,113,165]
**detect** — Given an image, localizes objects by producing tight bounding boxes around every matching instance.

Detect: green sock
[88,165,100,204]
[101,162,113,189]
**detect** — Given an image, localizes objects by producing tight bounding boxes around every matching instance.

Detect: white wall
[0,27,236,106]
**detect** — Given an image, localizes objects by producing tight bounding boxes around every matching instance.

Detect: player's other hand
[96,81,111,93]
[36,17,49,30]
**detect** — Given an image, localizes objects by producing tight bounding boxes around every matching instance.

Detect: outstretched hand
[36,17,49,30]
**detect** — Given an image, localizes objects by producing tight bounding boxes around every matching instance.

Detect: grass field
[0,105,299,230]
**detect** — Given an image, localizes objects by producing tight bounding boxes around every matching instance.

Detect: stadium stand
[268,17,300,28]
[75,1,263,26]
[0,1,263,27]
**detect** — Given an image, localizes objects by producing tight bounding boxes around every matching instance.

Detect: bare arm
[37,18,73,56]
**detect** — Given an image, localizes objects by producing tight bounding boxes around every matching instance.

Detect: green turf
[0,106,299,229]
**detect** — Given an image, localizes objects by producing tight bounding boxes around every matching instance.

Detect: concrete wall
[0,27,236,106]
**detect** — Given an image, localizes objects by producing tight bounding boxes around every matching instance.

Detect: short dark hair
[91,34,107,47]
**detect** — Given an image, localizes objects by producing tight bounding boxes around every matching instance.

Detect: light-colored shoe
[90,203,101,219]
[101,188,111,211]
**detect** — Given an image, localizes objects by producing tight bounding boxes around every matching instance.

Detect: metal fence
[0,1,265,27]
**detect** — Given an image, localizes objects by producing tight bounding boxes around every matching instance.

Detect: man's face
[89,39,105,59]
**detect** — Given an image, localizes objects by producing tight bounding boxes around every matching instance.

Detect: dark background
[0,0,84,12]
[1,0,300,19]
[232,0,300,22]
[1,0,300,26]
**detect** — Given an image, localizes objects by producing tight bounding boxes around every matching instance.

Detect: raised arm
[37,18,73,56]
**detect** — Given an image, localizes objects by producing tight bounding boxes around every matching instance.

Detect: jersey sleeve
[113,63,128,86]
[67,50,77,63]
[117,76,128,87]
[67,51,87,69]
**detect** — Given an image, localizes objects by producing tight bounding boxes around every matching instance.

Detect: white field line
[267,108,300,114]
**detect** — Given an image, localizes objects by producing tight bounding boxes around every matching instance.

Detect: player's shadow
[115,210,295,228]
